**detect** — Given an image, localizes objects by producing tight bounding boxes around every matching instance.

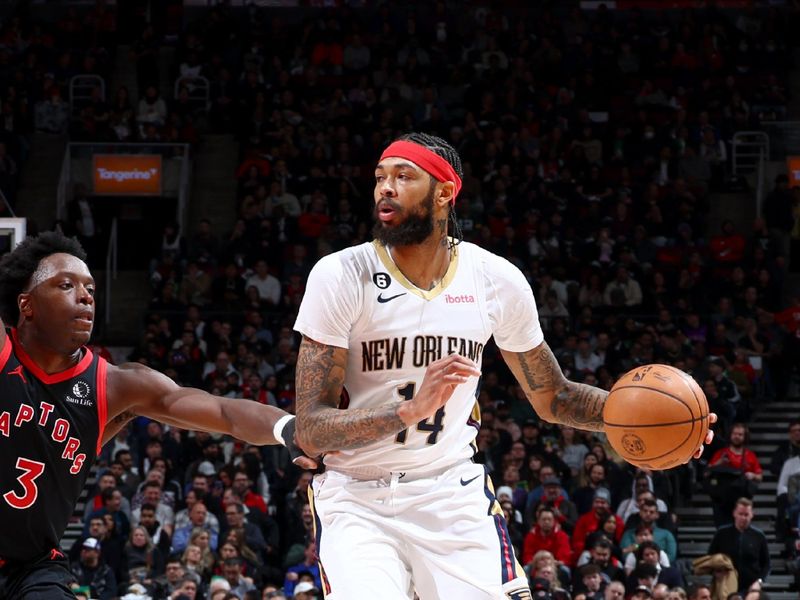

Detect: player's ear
[18,293,32,319]
[436,181,455,208]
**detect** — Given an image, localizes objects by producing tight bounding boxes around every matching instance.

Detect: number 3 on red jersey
[3,457,45,509]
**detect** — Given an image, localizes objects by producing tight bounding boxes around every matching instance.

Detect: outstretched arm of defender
[295,336,480,456]
[104,364,316,468]
[501,342,607,432]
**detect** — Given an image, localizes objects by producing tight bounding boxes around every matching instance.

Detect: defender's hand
[399,354,481,426]
[282,417,318,469]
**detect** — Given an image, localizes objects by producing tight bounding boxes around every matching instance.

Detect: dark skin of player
[1,252,315,468]
[295,155,716,460]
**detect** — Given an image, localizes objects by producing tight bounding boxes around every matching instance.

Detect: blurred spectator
[173,502,219,553]
[705,423,762,526]
[522,505,572,567]
[603,268,643,308]
[622,525,670,576]
[626,540,683,590]
[620,499,677,564]
[572,488,624,563]
[245,259,281,308]
[132,481,175,538]
[221,557,256,599]
[136,85,167,136]
[124,525,163,584]
[70,538,117,600]
[616,474,670,525]
[708,498,770,593]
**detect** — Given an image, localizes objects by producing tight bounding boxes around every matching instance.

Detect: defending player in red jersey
[0,231,312,599]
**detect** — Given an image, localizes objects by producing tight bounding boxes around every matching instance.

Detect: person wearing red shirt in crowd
[707,423,763,526]
[242,373,271,405]
[709,219,746,266]
[525,474,579,536]
[522,506,572,567]
[571,487,624,565]
[775,296,800,334]
[231,470,267,514]
[709,423,763,478]
[298,194,331,241]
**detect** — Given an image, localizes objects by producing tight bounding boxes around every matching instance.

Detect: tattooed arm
[101,408,137,445]
[295,336,481,456]
[500,342,607,432]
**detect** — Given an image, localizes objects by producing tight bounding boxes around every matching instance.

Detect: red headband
[379,140,462,201]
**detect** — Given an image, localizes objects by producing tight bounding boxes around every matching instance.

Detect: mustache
[376,197,401,211]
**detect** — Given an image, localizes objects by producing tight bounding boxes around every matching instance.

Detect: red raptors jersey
[0,329,107,561]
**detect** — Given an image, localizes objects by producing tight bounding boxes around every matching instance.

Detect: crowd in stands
[4,1,800,598]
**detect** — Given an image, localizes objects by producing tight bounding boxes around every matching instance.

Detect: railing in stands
[731,131,769,218]
[104,217,118,325]
[68,74,105,116]
[56,144,71,222]
[0,186,15,218]
[759,121,800,159]
[174,75,210,113]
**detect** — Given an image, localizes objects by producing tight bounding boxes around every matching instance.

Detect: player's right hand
[399,354,481,426]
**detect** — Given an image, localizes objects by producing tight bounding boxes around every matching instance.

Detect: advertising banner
[93,154,162,196]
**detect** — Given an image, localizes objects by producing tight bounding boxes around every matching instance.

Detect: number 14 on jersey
[394,383,445,445]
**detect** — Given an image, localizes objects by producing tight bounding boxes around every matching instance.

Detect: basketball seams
[631,425,695,463]
[604,417,705,428]
[674,368,709,454]
[607,384,693,417]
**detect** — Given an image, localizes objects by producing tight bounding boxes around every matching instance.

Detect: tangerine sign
[92,154,162,195]
[788,157,800,187]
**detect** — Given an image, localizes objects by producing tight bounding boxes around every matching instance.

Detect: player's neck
[388,235,451,291]
[16,325,83,374]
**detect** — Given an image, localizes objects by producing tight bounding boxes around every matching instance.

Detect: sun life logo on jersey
[65,380,93,407]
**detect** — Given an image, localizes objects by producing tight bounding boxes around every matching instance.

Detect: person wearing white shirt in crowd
[603,267,643,307]
[245,259,281,307]
[574,338,603,374]
[617,475,670,524]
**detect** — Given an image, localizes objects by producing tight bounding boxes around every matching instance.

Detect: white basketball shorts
[309,460,531,599]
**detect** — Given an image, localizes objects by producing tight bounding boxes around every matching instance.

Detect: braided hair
[396,132,465,248]
[0,230,87,324]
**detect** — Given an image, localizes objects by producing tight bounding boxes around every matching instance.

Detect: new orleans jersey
[294,240,543,476]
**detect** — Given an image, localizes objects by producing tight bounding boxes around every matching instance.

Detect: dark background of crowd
[1,1,800,599]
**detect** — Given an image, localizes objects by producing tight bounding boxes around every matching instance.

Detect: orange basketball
[603,364,709,471]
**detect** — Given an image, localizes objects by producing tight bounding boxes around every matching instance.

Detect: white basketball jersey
[294,240,544,476]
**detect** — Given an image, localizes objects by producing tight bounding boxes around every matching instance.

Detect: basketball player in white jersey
[293,133,715,599]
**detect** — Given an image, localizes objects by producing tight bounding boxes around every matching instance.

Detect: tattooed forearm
[550,383,607,432]
[517,344,559,391]
[501,343,607,432]
[295,337,406,455]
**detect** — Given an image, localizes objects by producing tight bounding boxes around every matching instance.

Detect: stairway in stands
[677,400,799,599]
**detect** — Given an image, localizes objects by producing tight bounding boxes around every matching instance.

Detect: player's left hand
[690,412,718,461]
[283,417,319,470]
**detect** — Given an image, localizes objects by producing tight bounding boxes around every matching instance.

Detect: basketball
[603,364,709,471]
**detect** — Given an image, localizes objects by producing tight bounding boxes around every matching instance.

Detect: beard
[372,185,436,247]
